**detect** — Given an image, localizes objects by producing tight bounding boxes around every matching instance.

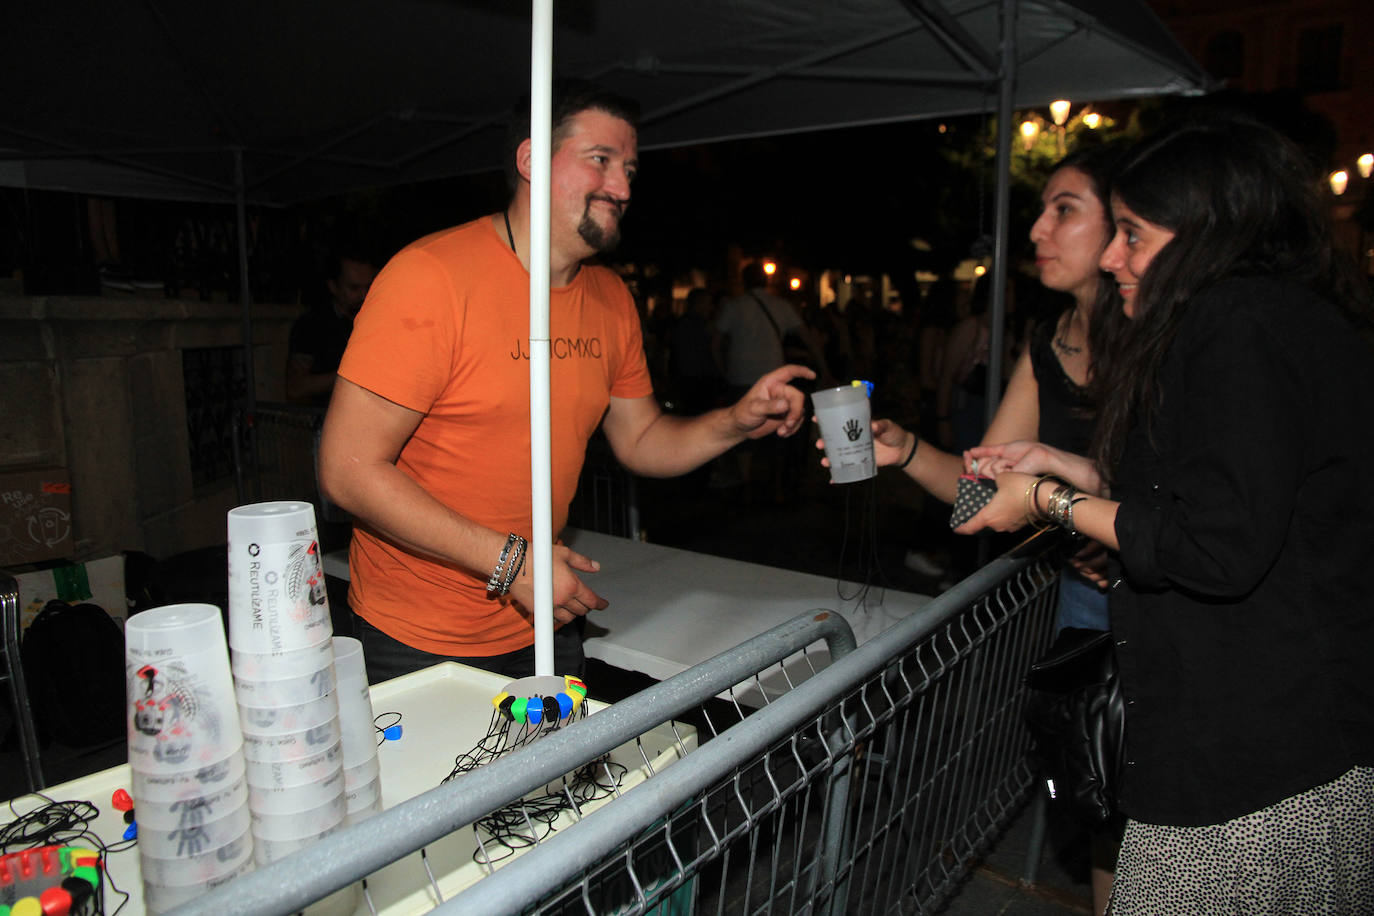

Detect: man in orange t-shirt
[319,81,814,682]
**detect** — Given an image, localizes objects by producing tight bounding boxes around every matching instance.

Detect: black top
[1029,309,1094,454]
[1110,276,1374,826]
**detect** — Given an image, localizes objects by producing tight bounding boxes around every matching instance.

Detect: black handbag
[1023,626,1125,826]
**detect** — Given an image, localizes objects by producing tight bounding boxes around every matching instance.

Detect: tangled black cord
[469,757,628,866]
[1,792,135,916]
[835,476,892,611]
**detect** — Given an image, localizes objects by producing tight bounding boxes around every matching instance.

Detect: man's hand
[729,364,816,439]
[507,543,609,625]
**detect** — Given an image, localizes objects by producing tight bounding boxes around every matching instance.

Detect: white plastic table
[323,530,931,684]
[0,663,691,916]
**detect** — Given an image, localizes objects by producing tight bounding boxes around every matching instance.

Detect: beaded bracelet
[498,536,527,595]
[486,533,523,596]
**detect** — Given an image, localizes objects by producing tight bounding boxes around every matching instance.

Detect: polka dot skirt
[1109,766,1374,915]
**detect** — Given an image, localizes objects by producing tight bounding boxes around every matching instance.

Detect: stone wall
[0,295,300,561]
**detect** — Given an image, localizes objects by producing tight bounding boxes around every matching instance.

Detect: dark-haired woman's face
[1029,167,1111,306]
[1100,198,1175,318]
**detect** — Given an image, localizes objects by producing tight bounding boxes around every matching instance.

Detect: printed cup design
[127,656,242,770]
[812,385,876,484]
[241,717,343,764]
[132,752,246,803]
[136,777,248,830]
[138,802,252,859]
[244,739,343,789]
[227,537,332,653]
[139,824,253,886]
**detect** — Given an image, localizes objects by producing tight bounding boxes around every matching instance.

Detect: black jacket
[1110,276,1374,826]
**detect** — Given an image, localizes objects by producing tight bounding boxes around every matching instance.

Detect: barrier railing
[174,530,1064,916]
[231,401,328,513]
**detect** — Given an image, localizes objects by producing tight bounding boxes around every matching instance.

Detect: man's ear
[515,138,534,184]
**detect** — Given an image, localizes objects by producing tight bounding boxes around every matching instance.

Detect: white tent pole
[529,0,555,677]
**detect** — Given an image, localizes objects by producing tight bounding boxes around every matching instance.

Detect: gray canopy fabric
[3,0,1209,205]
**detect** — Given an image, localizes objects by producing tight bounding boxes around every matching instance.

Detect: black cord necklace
[503,210,517,254]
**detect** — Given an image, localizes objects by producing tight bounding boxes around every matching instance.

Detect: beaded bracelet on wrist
[487,533,525,597]
[498,537,527,595]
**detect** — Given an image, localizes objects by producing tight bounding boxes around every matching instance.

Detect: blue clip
[382,724,403,742]
[123,821,138,841]
[851,379,874,398]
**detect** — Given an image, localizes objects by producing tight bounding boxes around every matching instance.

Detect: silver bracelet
[486,533,521,596]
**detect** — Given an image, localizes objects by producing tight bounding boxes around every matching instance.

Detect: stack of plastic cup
[332,637,383,823]
[227,502,346,865]
[125,603,254,912]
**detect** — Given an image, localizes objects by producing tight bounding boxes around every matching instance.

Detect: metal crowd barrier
[175,530,1063,916]
[231,401,336,518]
[1,573,44,791]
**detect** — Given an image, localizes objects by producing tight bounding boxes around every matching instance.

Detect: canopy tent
[3,0,1208,206]
[5,0,1208,673]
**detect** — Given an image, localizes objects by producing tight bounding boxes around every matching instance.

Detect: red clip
[111,789,133,812]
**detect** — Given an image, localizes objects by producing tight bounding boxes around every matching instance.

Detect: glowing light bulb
[1049,100,1071,126]
[763,260,777,276]
[1019,120,1040,150]
[1358,154,1373,179]
[1330,170,1349,196]
[1082,112,1102,129]
[789,277,801,291]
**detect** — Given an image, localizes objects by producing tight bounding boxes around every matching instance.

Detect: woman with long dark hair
[963,112,1374,911]
[830,145,1128,624]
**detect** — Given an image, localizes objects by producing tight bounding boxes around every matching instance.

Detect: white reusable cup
[231,636,334,680]
[238,691,339,735]
[131,750,246,803]
[126,604,243,772]
[226,502,333,653]
[811,384,877,484]
[332,637,379,768]
[247,762,346,812]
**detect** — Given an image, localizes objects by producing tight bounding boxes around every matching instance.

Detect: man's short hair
[504,79,640,191]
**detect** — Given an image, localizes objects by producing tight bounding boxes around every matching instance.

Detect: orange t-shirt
[337,216,653,656]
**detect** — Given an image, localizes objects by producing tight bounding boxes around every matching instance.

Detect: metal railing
[1,574,44,792]
[174,530,1064,916]
[231,401,335,518]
